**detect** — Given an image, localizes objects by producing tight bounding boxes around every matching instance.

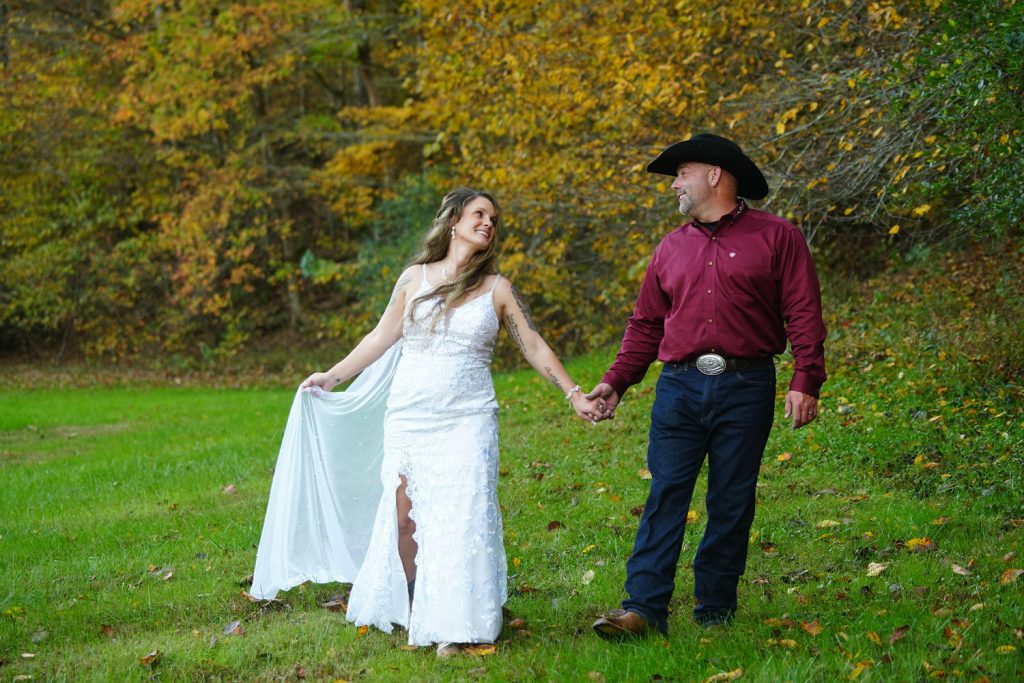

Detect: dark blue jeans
[622,361,776,633]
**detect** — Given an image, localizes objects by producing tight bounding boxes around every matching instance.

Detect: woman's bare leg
[396,475,418,592]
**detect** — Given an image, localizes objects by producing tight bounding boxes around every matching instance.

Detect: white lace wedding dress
[251,267,506,647]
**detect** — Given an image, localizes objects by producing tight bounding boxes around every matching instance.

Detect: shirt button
[708,319,713,323]
[707,289,712,294]
[707,261,713,266]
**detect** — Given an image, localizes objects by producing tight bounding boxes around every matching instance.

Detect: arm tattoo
[504,312,528,354]
[510,285,538,332]
[386,275,411,309]
[544,366,564,392]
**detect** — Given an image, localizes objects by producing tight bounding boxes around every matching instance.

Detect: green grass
[2,246,1023,681]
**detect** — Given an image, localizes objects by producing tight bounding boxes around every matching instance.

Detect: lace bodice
[400,272,499,365]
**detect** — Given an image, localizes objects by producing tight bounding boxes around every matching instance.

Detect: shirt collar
[689,198,747,233]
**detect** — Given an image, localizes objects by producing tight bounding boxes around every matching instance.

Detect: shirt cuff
[601,371,632,399]
[788,371,822,399]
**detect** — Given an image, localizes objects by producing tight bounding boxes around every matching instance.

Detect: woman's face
[450,197,497,252]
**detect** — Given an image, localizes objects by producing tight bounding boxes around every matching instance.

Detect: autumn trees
[1,0,1019,362]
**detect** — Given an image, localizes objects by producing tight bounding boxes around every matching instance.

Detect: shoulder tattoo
[386,275,412,309]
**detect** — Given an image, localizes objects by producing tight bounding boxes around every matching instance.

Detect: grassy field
[2,247,1022,681]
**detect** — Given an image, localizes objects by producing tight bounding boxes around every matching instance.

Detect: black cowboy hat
[646,133,770,200]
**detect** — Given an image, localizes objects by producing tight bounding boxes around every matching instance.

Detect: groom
[588,133,827,637]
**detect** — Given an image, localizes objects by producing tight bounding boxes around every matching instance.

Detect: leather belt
[673,353,773,376]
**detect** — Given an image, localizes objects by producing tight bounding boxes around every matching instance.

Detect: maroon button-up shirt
[602,202,827,398]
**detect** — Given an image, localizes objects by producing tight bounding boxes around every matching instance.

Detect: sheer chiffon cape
[250,343,403,600]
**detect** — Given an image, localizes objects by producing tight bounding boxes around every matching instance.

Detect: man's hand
[585,383,620,422]
[784,390,818,429]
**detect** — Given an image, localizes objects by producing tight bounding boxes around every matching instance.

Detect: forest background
[1,0,1021,376]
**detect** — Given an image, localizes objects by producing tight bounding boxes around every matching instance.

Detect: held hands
[584,383,620,423]
[784,390,819,429]
[569,391,604,424]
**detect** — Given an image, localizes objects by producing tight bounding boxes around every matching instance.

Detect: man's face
[671,162,714,217]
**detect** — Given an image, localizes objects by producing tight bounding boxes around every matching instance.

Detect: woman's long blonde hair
[407,188,501,322]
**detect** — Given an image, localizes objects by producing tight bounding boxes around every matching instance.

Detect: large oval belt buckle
[695,353,727,376]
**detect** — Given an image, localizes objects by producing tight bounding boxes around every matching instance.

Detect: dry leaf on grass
[139,650,161,667]
[704,669,743,683]
[999,568,1023,584]
[320,596,348,612]
[223,620,244,636]
[867,562,889,577]
[905,537,938,552]
[888,625,910,645]
[801,619,822,636]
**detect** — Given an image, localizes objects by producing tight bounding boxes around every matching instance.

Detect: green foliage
[910,0,1024,235]
[1,0,1022,362]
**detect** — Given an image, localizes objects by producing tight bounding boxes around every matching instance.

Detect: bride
[251,188,601,656]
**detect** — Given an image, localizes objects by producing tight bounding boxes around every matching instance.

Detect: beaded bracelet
[565,384,582,401]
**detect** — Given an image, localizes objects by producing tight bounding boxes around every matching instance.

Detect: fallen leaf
[905,537,938,552]
[356,625,369,637]
[630,505,645,517]
[704,669,743,682]
[996,644,1016,654]
[508,618,527,630]
[221,484,237,494]
[760,542,777,554]
[850,660,873,679]
[240,590,257,602]
[815,519,841,529]
[546,520,564,530]
[139,650,161,667]
[581,570,595,585]
[999,568,1024,585]
[20,653,35,659]
[100,624,114,636]
[399,644,419,651]
[320,596,348,612]
[464,643,497,656]
[777,452,792,462]
[950,563,972,576]
[223,620,244,636]
[587,673,606,683]
[932,516,951,525]
[801,619,823,636]
[769,638,798,649]
[162,571,174,581]
[638,467,652,479]
[867,631,882,645]
[867,562,889,577]
[1003,552,1017,563]
[888,625,910,645]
